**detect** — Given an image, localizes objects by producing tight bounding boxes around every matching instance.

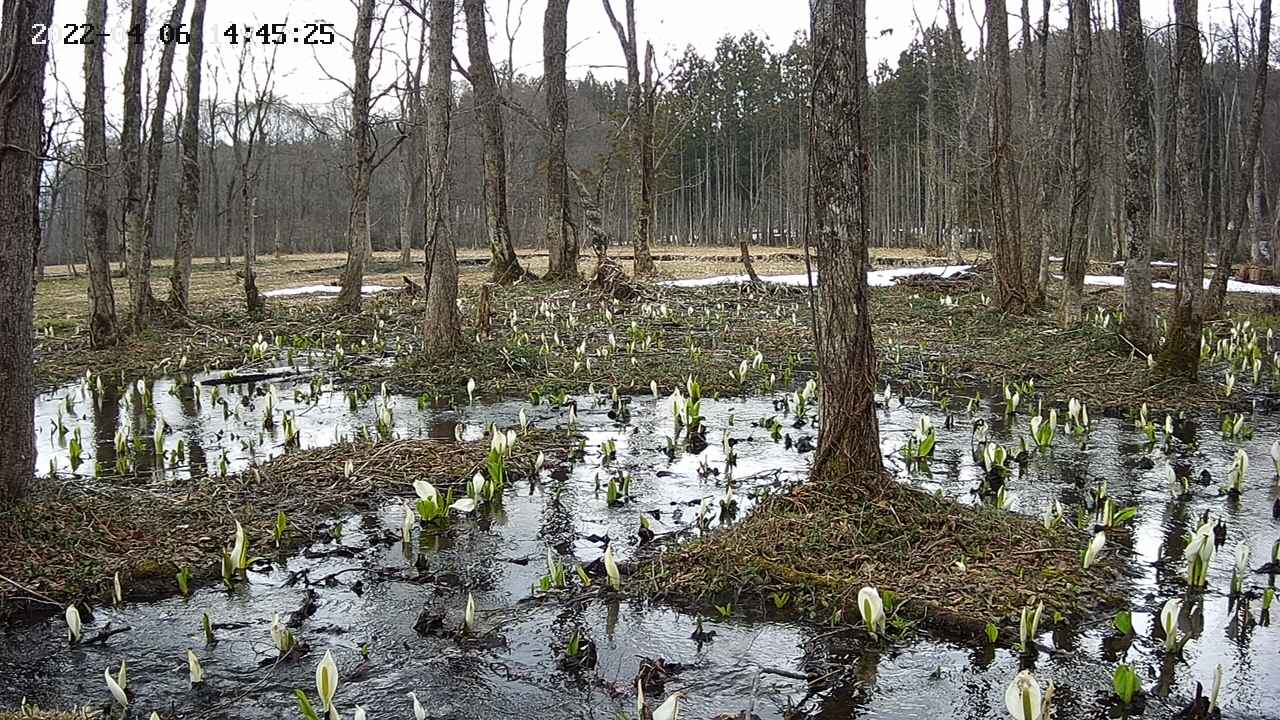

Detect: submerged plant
[1083,532,1106,569]
[1226,449,1248,495]
[463,592,477,633]
[1029,409,1056,449]
[65,604,82,643]
[1017,602,1044,654]
[1067,398,1089,436]
[271,613,296,656]
[1231,542,1251,595]
[603,545,621,591]
[188,650,204,685]
[903,416,936,461]
[1113,664,1142,705]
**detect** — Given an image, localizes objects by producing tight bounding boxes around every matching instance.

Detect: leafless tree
[464,0,531,283]
[1057,0,1093,327]
[602,0,656,274]
[0,0,53,500]
[984,0,1030,313]
[169,0,209,310]
[1204,0,1270,317]
[82,0,120,348]
[423,0,463,352]
[1117,0,1155,352]
[121,0,149,329]
[336,0,381,312]
[543,0,577,279]
[809,0,882,476]
[1158,0,1206,377]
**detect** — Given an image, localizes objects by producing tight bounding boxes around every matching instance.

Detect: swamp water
[3,369,1278,719]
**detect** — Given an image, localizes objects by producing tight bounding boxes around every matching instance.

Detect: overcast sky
[43,0,1248,124]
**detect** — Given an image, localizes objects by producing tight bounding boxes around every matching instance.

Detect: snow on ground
[662,265,1280,296]
[661,265,974,288]
[262,284,394,298]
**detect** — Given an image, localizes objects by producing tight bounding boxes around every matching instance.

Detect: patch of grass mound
[637,469,1123,640]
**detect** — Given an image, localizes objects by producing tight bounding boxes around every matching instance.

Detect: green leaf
[1113,610,1133,636]
[984,623,999,644]
[1113,664,1141,704]
[295,690,321,720]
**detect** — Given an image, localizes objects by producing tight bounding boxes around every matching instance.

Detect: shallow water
[6,373,1280,719]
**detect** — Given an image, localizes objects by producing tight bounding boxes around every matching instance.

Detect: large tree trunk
[1117,0,1155,352]
[984,0,1029,314]
[0,0,55,502]
[335,0,376,313]
[1203,0,1270,317]
[241,181,264,314]
[1250,155,1265,266]
[464,0,530,284]
[170,0,208,310]
[121,0,149,330]
[1158,0,1206,378]
[1057,0,1093,327]
[543,0,578,279]
[602,0,655,275]
[423,0,462,353]
[82,0,119,348]
[809,0,883,478]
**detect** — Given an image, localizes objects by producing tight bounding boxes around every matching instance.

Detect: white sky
[44,0,1246,124]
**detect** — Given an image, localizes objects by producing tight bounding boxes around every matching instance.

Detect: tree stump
[475,283,493,337]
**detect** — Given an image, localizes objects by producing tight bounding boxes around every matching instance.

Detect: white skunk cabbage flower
[229,521,249,570]
[466,378,476,404]
[105,662,128,708]
[450,497,478,514]
[650,380,659,399]
[1160,598,1182,651]
[518,408,529,433]
[1270,439,1280,474]
[354,707,367,720]
[271,613,291,653]
[533,451,545,475]
[1183,521,1215,564]
[464,592,477,632]
[315,650,339,715]
[604,545,621,591]
[410,691,427,720]
[469,473,486,499]
[1004,670,1043,720]
[636,679,646,718]
[402,501,416,542]
[857,587,886,636]
[188,650,204,685]
[652,691,688,720]
[65,604,82,642]
[413,480,438,502]
[1083,532,1106,569]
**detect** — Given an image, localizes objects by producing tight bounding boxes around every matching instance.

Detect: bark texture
[335,0,377,313]
[0,0,55,501]
[82,0,119,348]
[423,0,463,353]
[121,0,149,330]
[1057,0,1093,327]
[543,0,578,279]
[169,0,208,310]
[809,0,884,478]
[1117,0,1155,352]
[1158,0,1206,378]
[464,0,530,284]
[1203,0,1270,317]
[602,0,656,275]
[140,0,186,318]
[984,0,1029,314]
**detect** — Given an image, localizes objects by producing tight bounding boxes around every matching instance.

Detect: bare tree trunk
[0,0,54,501]
[82,0,119,348]
[602,0,655,275]
[139,0,186,314]
[1118,0,1155,352]
[423,0,463,353]
[1248,156,1264,267]
[398,40,425,270]
[810,0,883,478]
[1158,0,1206,378]
[170,0,208,310]
[1057,0,1093,327]
[985,0,1029,314]
[543,0,578,279]
[1203,0,1270,317]
[336,0,377,313]
[464,0,530,284]
[121,0,149,330]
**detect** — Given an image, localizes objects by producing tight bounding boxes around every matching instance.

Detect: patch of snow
[661,265,974,289]
[262,284,394,298]
[1056,274,1280,296]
